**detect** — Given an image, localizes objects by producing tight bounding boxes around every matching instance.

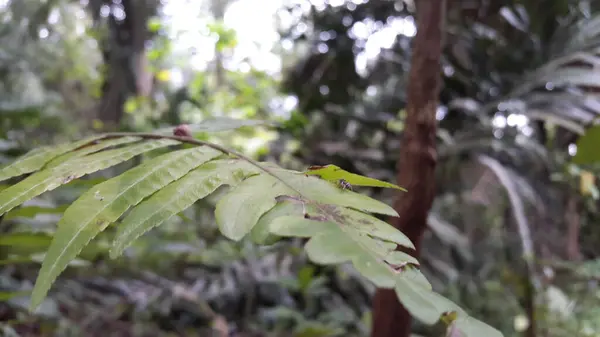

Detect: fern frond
[45,136,141,168]
[0,139,178,216]
[0,135,108,182]
[29,146,223,309]
[110,159,261,257]
[0,126,503,337]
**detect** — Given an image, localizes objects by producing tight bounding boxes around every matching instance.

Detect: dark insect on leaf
[337,179,352,191]
[303,213,327,221]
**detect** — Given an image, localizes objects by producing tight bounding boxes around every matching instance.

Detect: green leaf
[30,146,220,310]
[0,139,178,217]
[0,135,106,182]
[110,158,259,257]
[573,125,600,165]
[45,136,141,168]
[305,165,406,190]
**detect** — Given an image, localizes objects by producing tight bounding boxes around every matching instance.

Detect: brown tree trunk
[96,0,153,129]
[371,1,446,337]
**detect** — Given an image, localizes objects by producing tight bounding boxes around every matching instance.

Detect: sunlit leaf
[305,165,405,190]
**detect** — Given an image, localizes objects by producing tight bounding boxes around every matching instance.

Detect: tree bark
[371,1,446,337]
[96,0,153,129]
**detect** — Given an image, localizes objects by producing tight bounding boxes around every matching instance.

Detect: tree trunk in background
[96,0,153,129]
[371,1,446,337]
[211,0,229,88]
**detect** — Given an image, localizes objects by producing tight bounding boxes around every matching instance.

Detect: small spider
[337,179,353,191]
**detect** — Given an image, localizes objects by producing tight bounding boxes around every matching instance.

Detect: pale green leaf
[304,230,356,264]
[216,174,290,240]
[217,167,398,219]
[111,159,259,257]
[271,202,411,249]
[250,202,304,244]
[398,267,432,290]
[385,250,419,266]
[352,254,396,288]
[394,270,456,325]
[305,164,405,190]
[269,215,337,238]
[398,278,501,337]
[30,146,219,310]
[0,135,106,182]
[0,139,178,217]
[352,233,398,258]
[331,207,413,248]
[269,215,398,287]
[453,316,504,337]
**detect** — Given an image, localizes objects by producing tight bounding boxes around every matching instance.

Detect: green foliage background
[0,1,600,337]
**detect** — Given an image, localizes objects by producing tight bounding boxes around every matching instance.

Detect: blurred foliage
[273,0,600,336]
